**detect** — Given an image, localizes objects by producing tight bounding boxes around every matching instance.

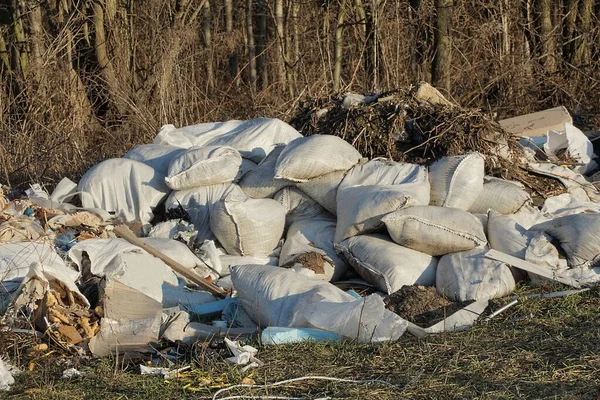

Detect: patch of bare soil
[282,252,326,275]
[384,285,467,326]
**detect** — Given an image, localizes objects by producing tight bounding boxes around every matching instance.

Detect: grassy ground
[3,285,600,400]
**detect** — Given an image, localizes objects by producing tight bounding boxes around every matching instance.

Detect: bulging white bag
[210,190,286,256]
[231,265,407,342]
[79,158,170,230]
[273,187,332,228]
[428,153,485,210]
[124,144,185,175]
[165,146,242,190]
[339,159,430,205]
[154,118,302,163]
[239,144,293,198]
[279,218,348,281]
[275,135,362,182]
[468,178,530,214]
[334,185,419,243]
[164,183,241,243]
[436,248,516,302]
[382,206,487,256]
[337,234,437,294]
[296,169,347,215]
[530,213,600,268]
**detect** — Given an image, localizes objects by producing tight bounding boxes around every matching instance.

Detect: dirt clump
[282,252,326,275]
[384,285,467,326]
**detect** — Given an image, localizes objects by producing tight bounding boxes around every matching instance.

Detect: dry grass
[3,284,600,399]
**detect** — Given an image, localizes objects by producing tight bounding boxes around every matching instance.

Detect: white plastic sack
[141,237,217,280]
[239,144,293,198]
[337,234,437,294]
[79,159,170,230]
[436,248,516,301]
[1,242,86,312]
[155,118,302,163]
[339,159,430,205]
[468,178,530,214]
[544,122,597,174]
[296,169,346,215]
[530,213,600,268]
[429,153,485,210]
[273,187,331,228]
[280,218,348,281]
[231,265,407,342]
[165,146,242,190]
[382,206,487,256]
[210,190,285,256]
[542,193,600,218]
[334,185,419,243]
[275,135,362,182]
[164,183,241,243]
[69,238,179,303]
[124,144,185,175]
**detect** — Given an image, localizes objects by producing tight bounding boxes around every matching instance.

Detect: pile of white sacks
[76,118,600,342]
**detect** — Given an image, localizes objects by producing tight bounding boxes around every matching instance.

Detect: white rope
[212,374,418,400]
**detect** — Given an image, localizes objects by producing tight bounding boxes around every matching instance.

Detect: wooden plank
[485,249,581,288]
[114,225,227,298]
[498,106,572,137]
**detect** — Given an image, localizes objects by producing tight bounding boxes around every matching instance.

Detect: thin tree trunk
[12,0,28,79]
[256,0,267,89]
[432,0,453,92]
[274,0,286,88]
[573,0,592,66]
[499,0,510,59]
[28,0,45,82]
[364,0,380,89]
[535,0,557,73]
[408,0,424,80]
[0,27,11,74]
[563,0,578,63]
[202,0,215,90]
[224,0,239,86]
[353,0,367,36]
[93,0,121,111]
[246,0,257,90]
[333,0,347,92]
[291,2,299,64]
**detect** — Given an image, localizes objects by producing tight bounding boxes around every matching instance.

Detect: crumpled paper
[224,338,264,372]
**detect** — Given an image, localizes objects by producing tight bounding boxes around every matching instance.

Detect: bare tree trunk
[12,0,28,79]
[333,0,347,92]
[499,0,510,59]
[274,0,286,88]
[432,0,453,92]
[291,1,299,64]
[93,0,122,111]
[353,0,367,36]
[408,0,424,81]
[0,27,11,74]
[246,0,257,90]
[255,0,267,89]
[573,0,593,66]
[28,1,45,83]
[202,0,215,90]
[224,0,239,86]
[563,0,578,63]
[535,0,557,73]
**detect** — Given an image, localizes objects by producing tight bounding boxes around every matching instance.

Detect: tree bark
[11,0,28,79]
[202,0,215,90]
[563,0,578,63]
[93,0,122,112]
[224,0,239,86]
[255,0,267,89]
[246,0,257,90]
[333,0,347,92]
[274,0,286,88]
[432,0,453,92]
[535,0,557,73]
[573,0,593,66]
[0,27,11,74]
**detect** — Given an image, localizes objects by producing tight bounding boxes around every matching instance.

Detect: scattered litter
[139,365,191,379]
[261,327,343,345]
[0,358,15,391]
[224,338,264,372]
[61,368,84,379]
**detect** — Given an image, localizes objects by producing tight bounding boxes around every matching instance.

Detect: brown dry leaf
[240,376,255,385]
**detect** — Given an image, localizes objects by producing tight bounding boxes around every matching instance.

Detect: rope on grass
[212,372,424,400]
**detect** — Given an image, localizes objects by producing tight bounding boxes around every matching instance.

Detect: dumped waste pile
[2,82,600,387]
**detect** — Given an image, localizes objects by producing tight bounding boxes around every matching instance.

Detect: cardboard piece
[499,106,572,137]
[88,280,162,357]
